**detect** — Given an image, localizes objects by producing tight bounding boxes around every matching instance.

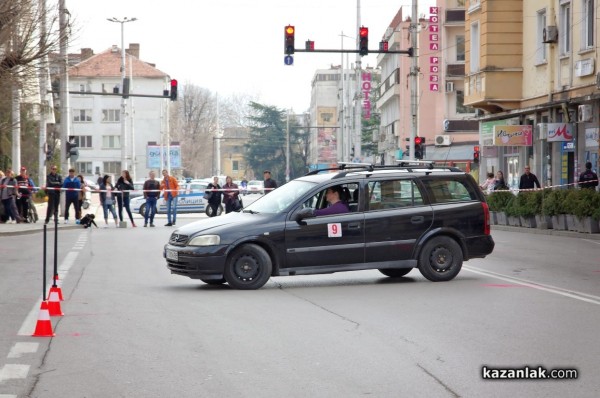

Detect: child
[80,213,98,229]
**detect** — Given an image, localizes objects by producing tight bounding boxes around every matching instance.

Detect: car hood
[173,212,274,237]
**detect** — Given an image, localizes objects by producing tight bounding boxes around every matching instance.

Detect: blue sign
[284,55,294,65]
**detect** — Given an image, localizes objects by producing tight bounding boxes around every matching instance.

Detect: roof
[68,47,168,79]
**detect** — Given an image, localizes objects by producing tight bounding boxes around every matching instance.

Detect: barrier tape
[489,178,598,194]
[0,184,275,194]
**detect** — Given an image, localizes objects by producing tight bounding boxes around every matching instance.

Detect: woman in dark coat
[206,176,222,217]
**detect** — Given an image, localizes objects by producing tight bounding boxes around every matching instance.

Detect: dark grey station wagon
[164,162,495,289]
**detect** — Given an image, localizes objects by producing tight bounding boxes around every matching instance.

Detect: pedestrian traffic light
[379,41,389,52]
[414,136,425,160]
[66,137,79,161]
[359,26,368,56]
[305,40,314,51]
[170,79,178,101]
[284,25,295,54]
[473,145,480,163]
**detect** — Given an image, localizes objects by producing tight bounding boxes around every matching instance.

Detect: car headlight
[188,235,220,247]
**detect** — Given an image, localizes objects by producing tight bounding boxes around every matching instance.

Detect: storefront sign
[493,125,533,146]
[538,123,574,142]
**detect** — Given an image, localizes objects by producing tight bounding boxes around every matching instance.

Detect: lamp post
[107,17,137,171]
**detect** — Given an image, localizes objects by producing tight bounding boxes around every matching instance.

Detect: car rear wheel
[378,268,412,278]
[139,204,146,216]
[224,244,272,290]
[205,204,223,217]
[418,236,463,282]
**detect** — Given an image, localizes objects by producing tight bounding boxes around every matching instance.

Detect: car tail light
[482,202,490,235]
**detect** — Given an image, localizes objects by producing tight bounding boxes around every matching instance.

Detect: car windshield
[244,180,316,214]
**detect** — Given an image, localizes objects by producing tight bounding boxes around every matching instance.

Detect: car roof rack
[304,160,463,177]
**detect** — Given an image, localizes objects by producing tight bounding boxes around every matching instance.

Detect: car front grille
[169,233,189,246]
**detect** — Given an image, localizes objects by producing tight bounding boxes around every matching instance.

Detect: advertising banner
[540,123,574,142]
[147,145,182,169]
[493,125,533,146]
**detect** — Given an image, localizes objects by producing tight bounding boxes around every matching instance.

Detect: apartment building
[67,44,171,182]
[466,0,599,188]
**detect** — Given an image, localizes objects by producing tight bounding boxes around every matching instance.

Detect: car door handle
[347,222,361,229]
[411,216,425,224]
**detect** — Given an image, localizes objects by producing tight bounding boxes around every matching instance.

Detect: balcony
[445,9,465,24]
[447,63,465,77]
[464,69,522,113]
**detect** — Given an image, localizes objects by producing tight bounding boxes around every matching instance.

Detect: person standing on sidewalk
[115,170,136,227]
[263,170,277,194]
[143,171,161,227]
[99,175,118,228]
[205,176,222,217]
[62,168,81,224]
[518,165,540,191]
[0,169,24,223]
[15,167,33,222]
[578,162,598,190]
[222,176,240,214]
[45,165,62,224]
[160,169,179,226]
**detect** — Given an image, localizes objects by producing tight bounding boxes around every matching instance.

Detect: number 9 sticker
[328,223,342,238]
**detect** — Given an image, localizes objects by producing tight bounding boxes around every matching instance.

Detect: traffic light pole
[409,0,419,161]
[293,49,412,55]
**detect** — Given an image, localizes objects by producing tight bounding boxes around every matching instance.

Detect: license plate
[166,249,178,261]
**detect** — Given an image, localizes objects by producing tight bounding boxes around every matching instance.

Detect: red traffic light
[474,145,480,152]
[359,27,368,37]
[415,136,423,145]
[305,40,314,51]
[284,25,295,54]
[170,79,178,101]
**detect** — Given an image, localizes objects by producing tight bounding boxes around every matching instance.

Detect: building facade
[68,44,171,182]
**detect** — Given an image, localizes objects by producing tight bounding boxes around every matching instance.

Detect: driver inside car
[314,185,350,216]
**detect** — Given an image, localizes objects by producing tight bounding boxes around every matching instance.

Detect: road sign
[284,55,294,65]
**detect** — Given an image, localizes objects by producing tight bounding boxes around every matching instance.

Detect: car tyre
[205,204,223,217]
[378,268,412,278]
[139,203,146,217]
[418,236,463,282]
[224,244,272,290]
[201,278,226,285]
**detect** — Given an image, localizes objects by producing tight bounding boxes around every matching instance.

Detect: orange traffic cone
[32,301,55,337]
[47,290,64,316]
[48,285,64,301]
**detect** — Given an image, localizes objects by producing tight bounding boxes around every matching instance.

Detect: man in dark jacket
[579,162,598,190]
[62,168,81,224]
[45,165,62,224]
[518,166,540,190]
[15,167,33,222]
[263,170,277,194]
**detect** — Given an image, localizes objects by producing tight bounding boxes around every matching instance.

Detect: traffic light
[305,40,314,51]
[473,145,480,163]
[379,41,389,52]
[359,26,368,56]
[66,137,79,161]
[284,25,295,54]
[414,136,424,159]
[122,77,130,99]
[407,47,414,57]
[170,79,178,101]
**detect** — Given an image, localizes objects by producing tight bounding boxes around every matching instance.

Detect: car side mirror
[295,208,315,223]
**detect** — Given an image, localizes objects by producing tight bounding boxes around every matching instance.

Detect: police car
[130,181,210,216]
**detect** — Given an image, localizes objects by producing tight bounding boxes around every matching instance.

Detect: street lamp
[107,17,137,171]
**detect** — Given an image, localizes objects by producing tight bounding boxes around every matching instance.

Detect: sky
[67,0,434,113]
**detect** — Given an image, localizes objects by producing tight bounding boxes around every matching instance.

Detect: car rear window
[367,179,424,210]
[421,178,478,203]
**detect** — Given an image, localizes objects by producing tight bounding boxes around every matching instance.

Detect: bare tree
[219,92,259,129]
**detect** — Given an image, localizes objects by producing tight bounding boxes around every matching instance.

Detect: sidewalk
[0,198,105,237]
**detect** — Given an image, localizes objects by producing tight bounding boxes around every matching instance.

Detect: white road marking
[581,239,600,246]
[7,343,39,359]
[0,364,29,383]
[0,395,18,398]
[463,265,600,305]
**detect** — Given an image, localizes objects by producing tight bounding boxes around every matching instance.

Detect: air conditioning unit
[578,104,593,122]
[542,26,558,43]
[445,82,454,93]
[435,134,451,146]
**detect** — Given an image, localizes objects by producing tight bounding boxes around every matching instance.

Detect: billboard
[147,145,182,169]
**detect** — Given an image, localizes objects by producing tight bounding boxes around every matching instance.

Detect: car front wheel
[418,236,463,282]
[224,244,272,290]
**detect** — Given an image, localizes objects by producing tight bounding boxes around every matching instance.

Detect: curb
[491,224,600,240]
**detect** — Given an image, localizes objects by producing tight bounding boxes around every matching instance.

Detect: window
[582,0,594,49]
[102,109,120,122]
[102,135,121,149]
[456,35,465,62]
[73,135,92,148]
[560,1,571,55]
[470,22,480,73]
[421,179,477,203]
[102,162,122,175]
[73,109,92,122]
[536,9,547,64]
[75,162,93,175]
[320,113,333,122]
[232,160,239,172]
[367,180,423,211]
[456,90,474,114]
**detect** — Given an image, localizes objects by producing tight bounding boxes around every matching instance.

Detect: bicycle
[27,196,39,223]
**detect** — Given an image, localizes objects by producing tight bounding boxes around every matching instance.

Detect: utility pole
[409,0,419,160]
[107,17,137,171]
[286,109,290,182]
[354,0,362,164]
[59,0,69,174]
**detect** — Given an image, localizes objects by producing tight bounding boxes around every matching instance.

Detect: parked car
[130,181,210,216]
[247,180,264,194]
[164,161,495,289]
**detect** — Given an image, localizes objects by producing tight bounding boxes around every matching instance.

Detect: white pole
[286,109,290,182]
[354,0,362,164]
[216,93,221,176]
[340,31,345,162]
[38,0,48,187]
[410,0,419,160]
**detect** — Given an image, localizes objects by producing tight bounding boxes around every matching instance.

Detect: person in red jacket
[160,169,179,226]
